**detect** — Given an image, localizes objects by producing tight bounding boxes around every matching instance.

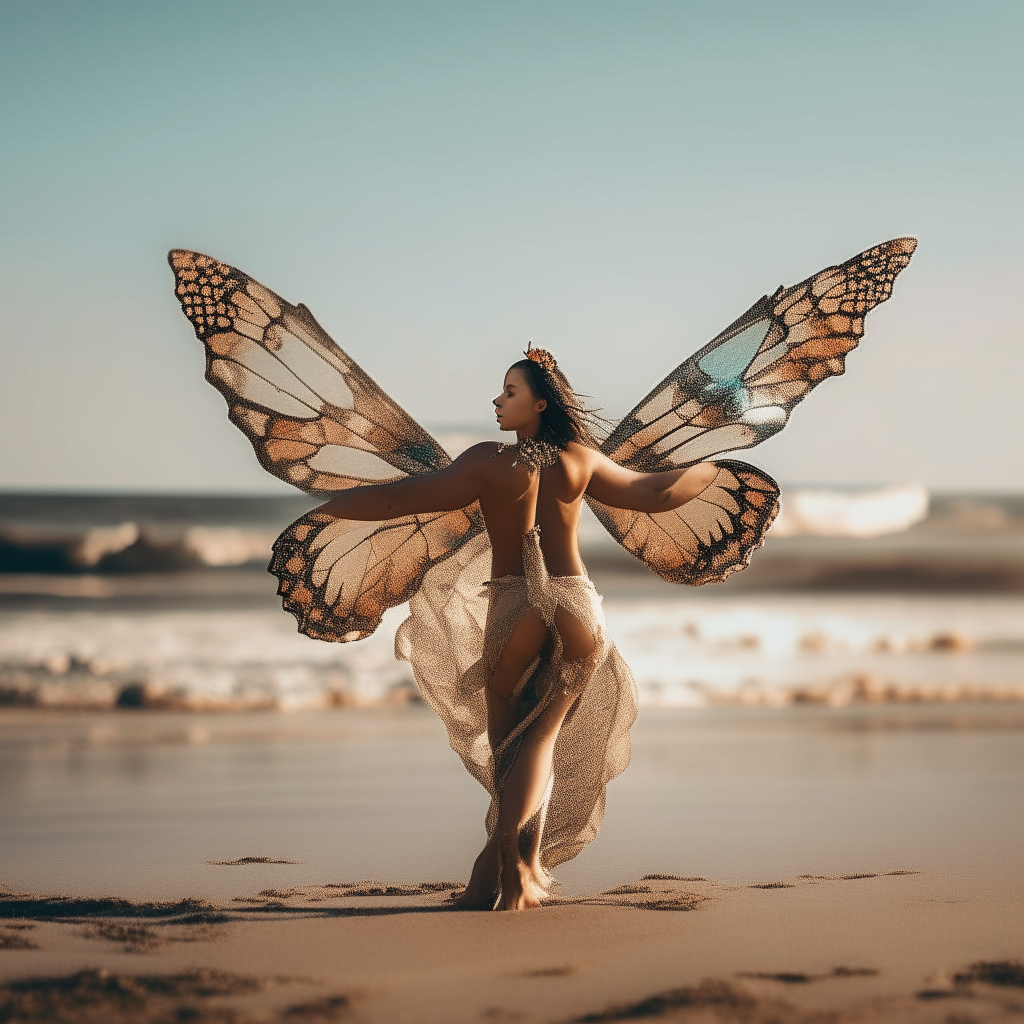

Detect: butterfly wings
[590,237,916,584]
[168,250,484,641]
[168,250,449,493]
[169,238,917,617]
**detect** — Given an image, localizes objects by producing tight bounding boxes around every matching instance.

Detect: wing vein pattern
[168,250,484,641]
[589,237,916,585]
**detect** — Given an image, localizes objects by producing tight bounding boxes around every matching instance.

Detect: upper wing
[168,250,485,641]
[168,250,449,493]
[602,237,917,471]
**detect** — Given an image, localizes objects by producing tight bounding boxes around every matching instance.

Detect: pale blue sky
[1,0,1021,493]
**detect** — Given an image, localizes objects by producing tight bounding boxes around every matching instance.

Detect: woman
[314,348,717,910]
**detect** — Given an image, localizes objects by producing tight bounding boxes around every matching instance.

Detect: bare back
[477,441,594,578]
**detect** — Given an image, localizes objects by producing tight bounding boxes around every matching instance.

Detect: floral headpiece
[524,342,557,373]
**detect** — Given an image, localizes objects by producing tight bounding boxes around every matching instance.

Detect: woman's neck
[516,421,542,442]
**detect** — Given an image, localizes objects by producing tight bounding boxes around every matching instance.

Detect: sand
[1,705,1022,1022]
[1,872,1021,1022]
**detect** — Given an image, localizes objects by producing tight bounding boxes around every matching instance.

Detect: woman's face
[493,367,547,432]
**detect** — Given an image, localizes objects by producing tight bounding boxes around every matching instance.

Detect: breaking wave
[770,484,929,538]
[0,523,280,573]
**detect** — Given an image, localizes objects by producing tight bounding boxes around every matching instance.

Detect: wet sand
[1,705,1022,1021]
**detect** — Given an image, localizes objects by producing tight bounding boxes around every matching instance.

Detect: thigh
[488,608,549,700]
[518,684,579,750]
[553,605,597,663]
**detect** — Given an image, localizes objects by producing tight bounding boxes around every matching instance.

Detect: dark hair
[507,350,603,450]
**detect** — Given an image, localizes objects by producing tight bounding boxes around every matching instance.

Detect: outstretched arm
[315,445,487,521]
[585,452,719,513]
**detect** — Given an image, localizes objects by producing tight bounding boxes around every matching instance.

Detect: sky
[1,0,1021,494]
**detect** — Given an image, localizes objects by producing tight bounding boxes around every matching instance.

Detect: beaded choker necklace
[494,436,562,472]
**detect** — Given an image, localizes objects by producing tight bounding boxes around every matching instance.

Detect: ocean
[1,489,1023,712]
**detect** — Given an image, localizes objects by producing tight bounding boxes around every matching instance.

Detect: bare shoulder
[454,441,503,463]
[562,441,601,464]
[451,440,504,479]
[562,441,604,480]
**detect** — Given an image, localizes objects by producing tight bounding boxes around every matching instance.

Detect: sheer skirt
[395,526,638,875]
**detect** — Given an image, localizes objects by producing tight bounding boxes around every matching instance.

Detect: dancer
[168,237,916,910]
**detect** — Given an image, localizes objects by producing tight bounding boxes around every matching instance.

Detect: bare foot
[496,859,545,911]
[452,843,499,909]
[452,887,496,909]
[528,863,552,898]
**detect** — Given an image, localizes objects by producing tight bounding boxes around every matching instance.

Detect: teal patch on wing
[702,380,750,418]
[402,440,446,471]
[698,320,771,381]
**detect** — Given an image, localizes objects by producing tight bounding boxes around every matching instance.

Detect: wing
[269,504,484,642]
[602,237,917,471]
[589,237,916,585]
[168,250,485,641]
[168,249,450,493]
[586,460,780,585]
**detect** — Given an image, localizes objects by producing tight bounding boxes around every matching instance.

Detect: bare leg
[453,609,548,909]
[494,688,578,910]
[521,775,552,890]
[496,606,597,912]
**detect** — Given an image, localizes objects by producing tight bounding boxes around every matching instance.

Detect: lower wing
[269,504,486,642]
[585,461,780,586]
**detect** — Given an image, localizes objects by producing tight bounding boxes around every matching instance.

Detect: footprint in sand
[208,856,301,865]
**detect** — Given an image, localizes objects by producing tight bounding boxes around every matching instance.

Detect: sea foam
[2,595,1021,711]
